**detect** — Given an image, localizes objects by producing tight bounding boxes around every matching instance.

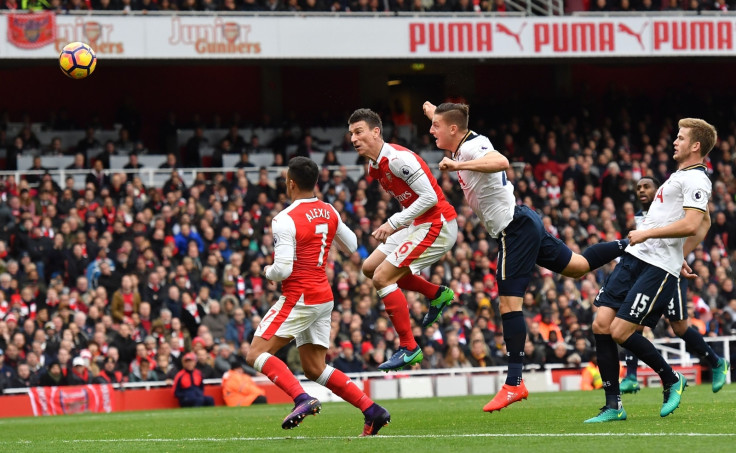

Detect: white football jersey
[627,164,711,276]
[454,132,515,237]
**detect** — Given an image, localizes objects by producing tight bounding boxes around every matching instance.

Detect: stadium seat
[398,376,433,399]
[560,375,583,391]
[469,374,498,395]
[522,371,560,393]
[435,375,468,397]
[370,379,399,400]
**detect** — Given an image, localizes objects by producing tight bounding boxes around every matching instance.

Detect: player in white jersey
[423,101,629,412]
[586,118,718,423]
[620,176,729,395]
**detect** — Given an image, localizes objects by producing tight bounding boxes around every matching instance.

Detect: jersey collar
[454,131,475,159]
[679,163,707,172]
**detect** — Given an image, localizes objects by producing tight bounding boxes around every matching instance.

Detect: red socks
[325,368,373,411]
[381,288,417,350]
[260,354,304,400]
[397,274,440,300]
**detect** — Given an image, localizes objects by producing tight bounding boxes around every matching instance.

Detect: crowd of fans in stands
[0,0,730,14]
[1,99,736,394]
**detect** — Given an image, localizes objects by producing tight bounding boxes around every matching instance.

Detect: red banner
[28,384,114,416]
[7,12,56,49]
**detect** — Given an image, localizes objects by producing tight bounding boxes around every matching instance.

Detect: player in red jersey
[245,157,390,436]
[348,108,458,372]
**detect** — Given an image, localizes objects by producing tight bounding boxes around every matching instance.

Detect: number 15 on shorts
[629,293,649,318]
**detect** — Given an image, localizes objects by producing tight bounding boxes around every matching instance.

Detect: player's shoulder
[459,132,494,153]
[677,164,711,185]
[385,143,422,169]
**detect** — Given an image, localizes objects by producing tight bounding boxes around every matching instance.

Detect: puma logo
[496,23,526,51]
[617,23,648,50]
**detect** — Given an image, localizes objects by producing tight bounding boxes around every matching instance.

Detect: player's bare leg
[484,295,529,412]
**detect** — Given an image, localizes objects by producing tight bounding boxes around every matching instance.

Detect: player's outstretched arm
[423,101,437,120]
[628,209,705,245]
[439,151,509,174]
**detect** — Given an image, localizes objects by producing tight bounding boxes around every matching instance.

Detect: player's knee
[591,317,610,335]
[302,364,324,382]
[245,349,261,367]
[671,321,688,337]
[609,323,632,344]
[362,267,374,280]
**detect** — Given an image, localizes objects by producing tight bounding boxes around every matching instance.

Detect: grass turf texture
[1,383,733,452]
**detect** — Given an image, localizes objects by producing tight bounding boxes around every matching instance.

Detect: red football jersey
[368,143,456,225]
[273,198,339,305]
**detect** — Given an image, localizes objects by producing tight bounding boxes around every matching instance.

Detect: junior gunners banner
[0,14,735,59]
[28,384,114,416]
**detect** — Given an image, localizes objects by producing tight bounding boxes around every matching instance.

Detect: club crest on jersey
[400,165,411,177]
[691,189,705,202]
[385,172,392,182]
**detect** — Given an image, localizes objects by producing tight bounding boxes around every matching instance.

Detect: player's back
[277,198,339,305]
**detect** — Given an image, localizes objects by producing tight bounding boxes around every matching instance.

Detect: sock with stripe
[254,352,305,401]
[317,365,373,411]
[378,284,417,350]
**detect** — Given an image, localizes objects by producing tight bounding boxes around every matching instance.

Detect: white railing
[0,165,365,189]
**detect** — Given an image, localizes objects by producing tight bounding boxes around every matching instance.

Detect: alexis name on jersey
[305,208,332,222]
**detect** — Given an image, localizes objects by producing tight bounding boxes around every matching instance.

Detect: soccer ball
[59,42,97,80]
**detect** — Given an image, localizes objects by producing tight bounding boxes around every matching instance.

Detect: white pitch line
[2,433,735,443]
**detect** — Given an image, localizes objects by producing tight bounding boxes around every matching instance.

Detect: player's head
[348,108,383,158]
[348,108,382,135]
[287,156,319,196]
[636,176,660,210]
[675,118,717,160]
[430,103,470,151]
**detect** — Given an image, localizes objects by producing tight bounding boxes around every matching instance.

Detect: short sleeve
[681,173,711,212]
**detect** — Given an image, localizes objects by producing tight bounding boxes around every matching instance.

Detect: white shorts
[254,295,333,348]
[378,218,457,274]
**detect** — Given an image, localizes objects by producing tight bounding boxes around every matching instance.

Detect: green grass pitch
[1,383,734,452]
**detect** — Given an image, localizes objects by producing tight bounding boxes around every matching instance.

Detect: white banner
[1,14,735,59]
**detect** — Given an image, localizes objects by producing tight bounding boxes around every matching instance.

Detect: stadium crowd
[1,102,736,394]
[0,0,731,14]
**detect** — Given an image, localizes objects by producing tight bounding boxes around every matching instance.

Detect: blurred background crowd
[1,95,736,393]
[1,0,731,15]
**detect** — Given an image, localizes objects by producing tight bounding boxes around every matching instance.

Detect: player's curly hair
[348,108,383,135]
[288,156,319,191]
[435,103,470,131]
[678,118,717,157]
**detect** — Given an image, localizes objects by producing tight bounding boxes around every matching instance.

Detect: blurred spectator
[332,341,364,373]
[173,352,214,407]
[221,362,267,407]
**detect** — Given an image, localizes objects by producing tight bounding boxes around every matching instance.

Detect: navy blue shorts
[594,253,679,329]
[664,278,689,321]
[496,204,573,297]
